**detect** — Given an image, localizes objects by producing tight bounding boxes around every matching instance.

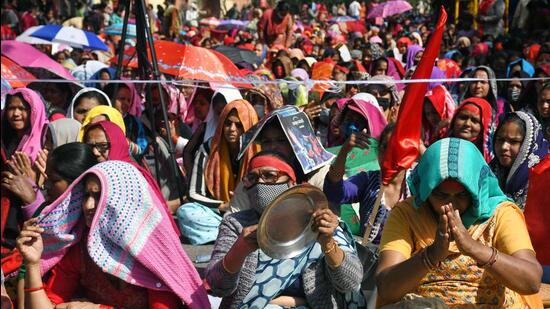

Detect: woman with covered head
[448,97,493,162]
[16,160,209,308]
[177,100,259,245]
[103,82,148,158]
[206,151,365,308]
[1,88,48,275]
[422,85,456,146]
[463,66,507,130]
[376,138,542,307]
[491,112,549,209]
[66,88,111,123]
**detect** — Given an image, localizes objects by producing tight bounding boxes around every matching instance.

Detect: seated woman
[177,100,259,244]
[2,142,97,219]
[325,124,410,243]
[448,97,493,162]
[16,160,209,309]
[491,112,549,209]
[206,151,365,308]
[1,88,48,275]
[103,82,149,159]
[376,138,542,308]
[422,85,455,146]
[66,88,111,123]
[462,66,507,129]
[78,105,126,141]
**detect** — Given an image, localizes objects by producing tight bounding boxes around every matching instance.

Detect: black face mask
[377,98,391,111]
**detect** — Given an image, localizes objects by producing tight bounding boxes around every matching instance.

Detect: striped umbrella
[29,25,109,51]
[16,26,52,44]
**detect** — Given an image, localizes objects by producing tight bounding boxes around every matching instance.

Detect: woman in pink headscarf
[1,88,48,162]
[16,161,209,309]
[1,88,48,275]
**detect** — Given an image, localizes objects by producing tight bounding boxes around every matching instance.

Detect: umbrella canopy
[216,19,248,30]
[1,56,36,88]
[113,40,249,87]
[1,78,12,109]
[29,25,109,51]
[214,45,261,67]
[103,23,137,38]
[329,16,357,23]
[367,0,412,19]
[16,26,52,45]
[1,41,76,81]
[199,17,220,27]
[71,60,109,81]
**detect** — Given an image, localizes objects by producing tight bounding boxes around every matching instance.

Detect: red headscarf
[423,85,456,145]
[449,98,493,162]
[84,121,180,233]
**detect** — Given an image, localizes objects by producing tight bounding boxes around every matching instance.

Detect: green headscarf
[407,138,509,228]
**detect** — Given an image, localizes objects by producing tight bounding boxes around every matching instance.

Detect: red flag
[381,7,448,185]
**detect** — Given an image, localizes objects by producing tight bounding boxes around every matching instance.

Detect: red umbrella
[1,56,36,88]
[112,40,250,87]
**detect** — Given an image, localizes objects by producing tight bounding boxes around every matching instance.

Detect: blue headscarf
[506,58,535,77]
[407,138,510,228]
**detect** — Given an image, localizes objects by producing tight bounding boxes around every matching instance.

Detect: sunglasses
[242,169,290,188]
[87,142,111,153]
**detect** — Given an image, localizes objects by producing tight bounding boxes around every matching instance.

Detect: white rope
[3,76,547,85]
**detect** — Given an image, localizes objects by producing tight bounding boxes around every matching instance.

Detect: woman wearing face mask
[505,71,529,111]
[448,98,493,162]
[16,161,209,309]
[490,112,549,209]
[376,138,542,307]
[177,101,259,245]
[363,76,400,123]
[206,151,364,308]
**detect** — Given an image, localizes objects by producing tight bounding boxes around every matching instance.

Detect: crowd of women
[2,0,550,308]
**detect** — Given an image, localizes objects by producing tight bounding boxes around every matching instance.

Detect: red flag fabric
[381,6,447,185]
[523,155,550,265]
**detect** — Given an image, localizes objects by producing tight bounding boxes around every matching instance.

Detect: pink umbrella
[0,40,76,81]
[367,0,412,19]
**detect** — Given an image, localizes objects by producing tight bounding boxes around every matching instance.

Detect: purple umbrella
[1,41,76,81]
[216,19,249,30]
[367,0,412,19]
[329,16,356,23]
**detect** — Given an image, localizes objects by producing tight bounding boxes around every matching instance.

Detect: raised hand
[304,102,322,121]
[7,151,37,183]
[16,218,44,266]
[236,224,259,254]
[342,129,370,153]
[428,205,451,263]
[1,171,36,204]
[312,208,339,245]
[445,205,477,256]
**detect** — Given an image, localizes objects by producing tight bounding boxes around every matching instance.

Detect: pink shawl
[343,96,388,139]
[36,160,209,308]
[3,88,48,162]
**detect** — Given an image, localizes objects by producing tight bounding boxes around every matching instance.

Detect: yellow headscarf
[78,105,126,141]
